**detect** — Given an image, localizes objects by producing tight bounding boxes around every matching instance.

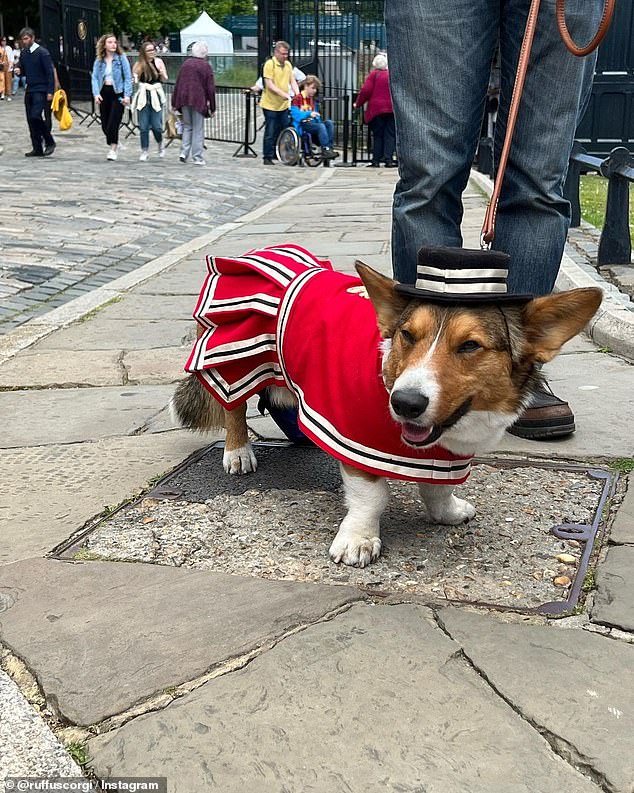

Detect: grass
[609,458,634,474]
[579,174,634,235]
[217,64,257,88]
[66,741,89,767]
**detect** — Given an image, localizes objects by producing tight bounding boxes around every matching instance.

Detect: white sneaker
[158,143,166,158]
[6,97,12,102]
[107,150,117,161]
[139,150,149,162]
[192,157,206,166]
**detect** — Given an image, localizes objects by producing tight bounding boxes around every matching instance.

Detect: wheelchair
[276,126,324,167]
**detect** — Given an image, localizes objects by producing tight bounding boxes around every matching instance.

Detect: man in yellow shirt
[260,41,299,165]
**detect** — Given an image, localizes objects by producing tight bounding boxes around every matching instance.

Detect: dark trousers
[262,108,289,160]
[99,84,124,146]
[369,113,396,164]
[25,90,55,154]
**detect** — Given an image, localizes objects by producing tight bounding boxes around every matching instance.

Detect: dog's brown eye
[458,340,481,353]
[400,328,415,345]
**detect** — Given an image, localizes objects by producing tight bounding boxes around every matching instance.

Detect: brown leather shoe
[507,383,575,439]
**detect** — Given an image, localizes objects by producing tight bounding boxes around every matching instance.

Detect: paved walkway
[0,92,314,333]
[1,138,634,793]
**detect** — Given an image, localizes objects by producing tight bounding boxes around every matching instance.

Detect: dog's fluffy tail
[171,374,225,431]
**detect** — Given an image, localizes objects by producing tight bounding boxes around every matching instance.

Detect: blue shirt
[91,54,132,98]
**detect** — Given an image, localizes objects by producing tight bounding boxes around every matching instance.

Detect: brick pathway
[0,94,316,333]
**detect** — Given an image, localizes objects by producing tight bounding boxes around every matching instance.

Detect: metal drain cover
[62,443,614,615]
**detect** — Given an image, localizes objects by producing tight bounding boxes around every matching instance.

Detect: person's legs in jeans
[262,108,278,160]
[180,106,193,159]
[138,104,151,150]
[302,118,329,147]
[149,107,163,146]
[386,0,498,283]
[494,0,600,295]
[191,110,205,161]
[324,119,335,148]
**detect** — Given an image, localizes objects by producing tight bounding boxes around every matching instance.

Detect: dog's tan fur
[173,262,602,567]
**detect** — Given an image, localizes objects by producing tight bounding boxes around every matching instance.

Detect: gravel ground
[83,448,606,611]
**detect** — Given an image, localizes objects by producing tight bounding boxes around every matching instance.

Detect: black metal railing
[564,143,634,266]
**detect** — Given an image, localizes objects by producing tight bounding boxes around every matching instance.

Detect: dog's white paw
[223,444,257,475]
[329,531,382,568]
[427,496,476,525]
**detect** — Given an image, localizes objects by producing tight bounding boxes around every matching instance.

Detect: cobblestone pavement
[0,94,316,333]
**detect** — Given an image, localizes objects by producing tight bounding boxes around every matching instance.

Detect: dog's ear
[521,287,602,363]
[355,261,410,337]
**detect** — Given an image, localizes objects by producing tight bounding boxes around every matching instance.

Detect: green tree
[100,0,254,39]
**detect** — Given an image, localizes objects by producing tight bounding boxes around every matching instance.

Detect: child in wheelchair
[290,75,338,161]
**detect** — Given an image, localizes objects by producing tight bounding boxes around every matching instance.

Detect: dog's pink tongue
[402,423,434,444]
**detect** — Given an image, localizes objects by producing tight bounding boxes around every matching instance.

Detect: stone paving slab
[124,349,187,385]
[0,386,177,447]
[35,318,194,351]
[499,349,634,458]
[0,670,82,783]
[0,559,363,726]
[590,545,634,632]
[0,432,210,563]
[609,475,634,545]
[87,603,601,793]
[438,607,634,793]
[0,350,123,389]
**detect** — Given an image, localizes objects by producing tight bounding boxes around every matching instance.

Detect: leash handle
[481,0,616,248]
[556,0,615,56]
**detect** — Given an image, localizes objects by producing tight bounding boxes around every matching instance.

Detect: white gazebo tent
[180,11,234,54]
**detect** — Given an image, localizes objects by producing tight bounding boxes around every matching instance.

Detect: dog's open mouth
[399,399,473,448]
[401,422,444,447]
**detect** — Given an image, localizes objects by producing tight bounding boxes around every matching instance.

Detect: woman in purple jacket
[355,53,396,168]
[171,41,216,166]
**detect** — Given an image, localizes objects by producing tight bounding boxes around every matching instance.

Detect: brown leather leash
[480,0,616,247]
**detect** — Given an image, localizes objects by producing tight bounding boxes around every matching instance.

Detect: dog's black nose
[390,389,429,419]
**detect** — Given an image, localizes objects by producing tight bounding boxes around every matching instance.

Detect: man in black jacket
[18,27,55,157]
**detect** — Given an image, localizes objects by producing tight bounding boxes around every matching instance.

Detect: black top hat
[394,247,533,304]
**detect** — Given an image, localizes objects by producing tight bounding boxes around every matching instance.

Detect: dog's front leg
[418,483,476,525]
[223,403,257,475]
[329,464,389,567]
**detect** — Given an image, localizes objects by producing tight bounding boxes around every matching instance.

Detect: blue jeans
[301,118,334,148]
[386,0,601,295]
[262,108,289,160]
[138,103,163,149]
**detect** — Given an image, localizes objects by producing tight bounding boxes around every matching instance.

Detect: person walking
[17,28,56,158]
[131,41,168,162]
[385,2,605,439]
[354,53,396,167]
[0,37,13,101]
[91,33,132,161]
[260,41,299,165]
[171,41,216,166]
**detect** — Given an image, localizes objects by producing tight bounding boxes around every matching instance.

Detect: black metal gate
[257,0,384,163]
[576,1,634,155]
[39,0,100,102]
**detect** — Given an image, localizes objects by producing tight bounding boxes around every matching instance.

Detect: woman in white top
[91,33,133,161]
[131,42,168,161]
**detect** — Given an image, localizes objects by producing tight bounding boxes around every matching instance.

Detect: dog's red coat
[185,244,472,484]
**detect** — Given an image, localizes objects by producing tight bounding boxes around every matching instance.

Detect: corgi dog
[173,244,602,568]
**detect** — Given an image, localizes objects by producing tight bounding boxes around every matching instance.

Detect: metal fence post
[233,90,258,158]
[598,147,633,266]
